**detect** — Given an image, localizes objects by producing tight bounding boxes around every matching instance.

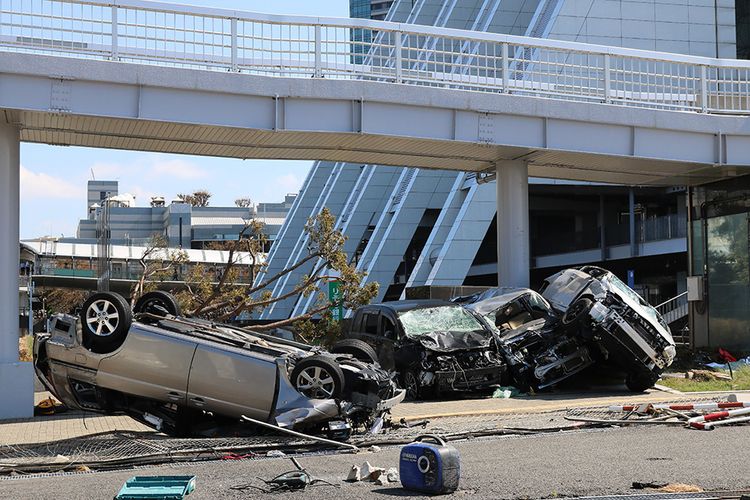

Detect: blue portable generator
[399,435,460,494]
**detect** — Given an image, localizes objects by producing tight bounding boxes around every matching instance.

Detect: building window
[738,2,750,59]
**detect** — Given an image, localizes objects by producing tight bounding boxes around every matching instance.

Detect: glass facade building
[689,177,750,349]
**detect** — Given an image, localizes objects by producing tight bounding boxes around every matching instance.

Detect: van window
[381,316,397,339]
[364,313,379,335]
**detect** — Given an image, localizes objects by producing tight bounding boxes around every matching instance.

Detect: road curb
[398,390,747,421]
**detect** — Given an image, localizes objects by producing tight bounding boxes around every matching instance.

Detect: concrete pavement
[1,425,748,499]
[0,385,720,446]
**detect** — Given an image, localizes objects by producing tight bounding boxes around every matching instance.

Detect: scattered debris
[368,445,381,453]
[393,418,430,429]
[232,457,338,493]
[632,481,703,493]
[346,461,396,484]
[222,453,255,460]
[375,468,399,486]
[632,481,667,489]
[369,417,384,435]
[266,450,286,458]
[242,415,359,451]
[659,484,704,493]
[686,369,732,381]
[570,396,750,431]
[34,397,67,416]
[492,386,521,399]
[346,464,362,482]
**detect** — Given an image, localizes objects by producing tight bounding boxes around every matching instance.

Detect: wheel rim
[565,300,587,324]
[296,366,336,399]
[85,299,120,337]
[143,298,168,314]
[405,372,419,399]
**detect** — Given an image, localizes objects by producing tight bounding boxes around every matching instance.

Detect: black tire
[562,297,593,326]
[625,372,658,392]
[291,355,346,399]
[80,292,132,354]
[330,339,379,364]
[134,291,181,317]
[402,369,431,401]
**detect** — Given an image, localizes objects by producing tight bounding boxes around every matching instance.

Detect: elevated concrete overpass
[3,0,750,417]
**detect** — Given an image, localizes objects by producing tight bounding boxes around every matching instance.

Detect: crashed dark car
[466,289,593,391]
[34,291,404,438]
[465,266,676,392]
[347,300,507,399]
[540,266,676,391]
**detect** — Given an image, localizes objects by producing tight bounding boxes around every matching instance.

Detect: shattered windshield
[398,306,487,338]
[602,273,663,326]
[527,293,554,316]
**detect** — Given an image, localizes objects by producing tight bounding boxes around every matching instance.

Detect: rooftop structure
[74,181,296,250]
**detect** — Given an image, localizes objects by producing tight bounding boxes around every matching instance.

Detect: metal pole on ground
[496,160,529,288]
[0,122,34,419]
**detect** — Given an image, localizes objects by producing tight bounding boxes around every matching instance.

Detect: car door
[96,325,197,405]
[378,312,401,371]
[186,341,278,420]
[351,310,381,351]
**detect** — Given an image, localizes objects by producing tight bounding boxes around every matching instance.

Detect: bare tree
[175,208,378,340]
[130,235,189,307]
[234,197,253,208]
[37,288,87,315]
[177,190,212,207]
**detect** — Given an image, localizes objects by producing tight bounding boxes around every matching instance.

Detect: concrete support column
[599,194,607,262]
[496,160,529,288]
[0,123,34,419]
[629,188,637,257]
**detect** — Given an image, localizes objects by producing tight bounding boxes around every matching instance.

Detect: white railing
[2,0,750,114]
[656,291,689,326]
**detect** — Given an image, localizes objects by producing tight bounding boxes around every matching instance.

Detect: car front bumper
[433,365,504,392]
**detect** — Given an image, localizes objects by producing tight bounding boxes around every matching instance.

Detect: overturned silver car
[34,291,404,437]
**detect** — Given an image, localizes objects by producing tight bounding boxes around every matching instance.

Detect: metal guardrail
[2,0,750,114]
[656,291,689,326]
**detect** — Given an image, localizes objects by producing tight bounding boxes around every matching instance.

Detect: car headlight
[663,345,676,364]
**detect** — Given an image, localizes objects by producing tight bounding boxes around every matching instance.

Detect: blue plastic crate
[115,475,196,499]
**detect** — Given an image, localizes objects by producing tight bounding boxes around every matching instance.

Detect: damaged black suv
[347,300,507,399]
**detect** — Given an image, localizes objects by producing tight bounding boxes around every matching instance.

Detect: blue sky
[20,0,350,239]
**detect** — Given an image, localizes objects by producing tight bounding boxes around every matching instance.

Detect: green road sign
[328,280,343,321]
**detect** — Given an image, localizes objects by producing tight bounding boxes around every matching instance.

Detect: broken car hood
[413,330,493,352]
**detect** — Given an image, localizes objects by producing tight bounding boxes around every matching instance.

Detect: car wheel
[403,370,423,400]
[291,356,345,399]
[625,372,658,392]
[330,339,379,364]
[80,292,132,353]
[562,297,593,326]
[134,290,181,317]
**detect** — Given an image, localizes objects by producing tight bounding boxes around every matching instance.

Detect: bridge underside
[4,109,724,186]
[2,52,749,186]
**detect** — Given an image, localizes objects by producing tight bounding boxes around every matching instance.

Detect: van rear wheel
[80,292,132,354]
[625,372,658,392]
[330,339,379,364]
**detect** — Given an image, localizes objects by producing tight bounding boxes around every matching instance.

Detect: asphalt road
[1,424,748,499]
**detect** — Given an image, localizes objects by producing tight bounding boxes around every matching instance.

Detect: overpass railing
[2,0,750,114]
